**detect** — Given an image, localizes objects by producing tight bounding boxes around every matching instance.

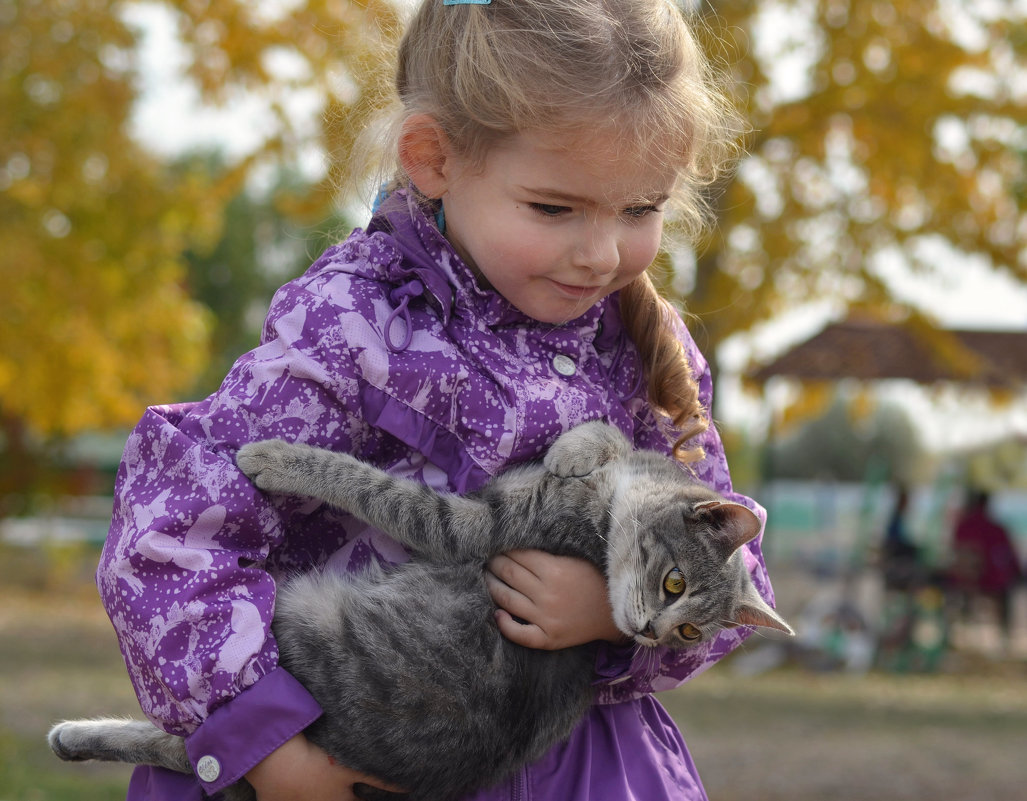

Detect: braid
[619,274,708,464]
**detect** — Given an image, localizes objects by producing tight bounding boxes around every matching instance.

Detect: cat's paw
[544,421,631,477]
[47,719,133,763]
[236,439,304,494]
[48,722,87,761]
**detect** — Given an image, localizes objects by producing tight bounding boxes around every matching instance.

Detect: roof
[747,318,1027,388]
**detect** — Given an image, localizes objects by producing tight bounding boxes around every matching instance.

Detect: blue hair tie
[444,0,490,5]
[371,184,389,214]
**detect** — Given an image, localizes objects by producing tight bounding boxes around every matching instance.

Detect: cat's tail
[48,718,192,774]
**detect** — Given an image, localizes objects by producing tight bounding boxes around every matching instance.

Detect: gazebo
[747,316,1027,389]
[744,316,1027,671]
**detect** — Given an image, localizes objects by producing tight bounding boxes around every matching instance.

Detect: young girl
[97,1,777,799]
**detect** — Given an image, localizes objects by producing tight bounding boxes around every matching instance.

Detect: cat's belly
[273,561,596,800]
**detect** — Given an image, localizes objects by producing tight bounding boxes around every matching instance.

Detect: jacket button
[196,754,221,783]
[552,354,576,376]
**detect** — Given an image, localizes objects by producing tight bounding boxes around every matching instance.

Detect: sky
[125,4,327,179]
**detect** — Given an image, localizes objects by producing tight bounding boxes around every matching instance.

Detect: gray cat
[49,421,791,801]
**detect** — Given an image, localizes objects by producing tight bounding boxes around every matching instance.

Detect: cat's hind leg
[544,421,632,478]
[49,719,258,801]
[48,718,192,773]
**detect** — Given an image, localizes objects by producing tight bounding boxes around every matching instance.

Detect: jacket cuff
[183,667,322,794]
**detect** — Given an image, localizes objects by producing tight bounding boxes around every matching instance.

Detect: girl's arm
[99,278,391,795]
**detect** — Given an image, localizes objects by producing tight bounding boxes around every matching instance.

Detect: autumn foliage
[688,0,1026,355]
[1,0,1024,446]
[0,0,399,439]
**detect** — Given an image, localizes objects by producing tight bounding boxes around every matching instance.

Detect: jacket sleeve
[97,277,384,792]
[593,310,776,703]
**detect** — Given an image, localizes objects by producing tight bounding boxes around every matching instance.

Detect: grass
[0,545,137,801]
[3,542,1026,800]
[660,659,1027,801]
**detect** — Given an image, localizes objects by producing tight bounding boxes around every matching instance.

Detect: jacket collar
[364,188,607,334]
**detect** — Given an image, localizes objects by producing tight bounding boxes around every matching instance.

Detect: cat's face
[608,507,736,648]
[607,493,791,648]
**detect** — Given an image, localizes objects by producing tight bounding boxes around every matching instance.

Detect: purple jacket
[98,191,774,800]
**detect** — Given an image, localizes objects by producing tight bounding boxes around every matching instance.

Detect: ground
[2,544,1025,800]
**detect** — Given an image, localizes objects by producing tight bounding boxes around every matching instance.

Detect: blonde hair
[370,0,744,461]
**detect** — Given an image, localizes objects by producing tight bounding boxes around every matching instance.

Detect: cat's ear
[730,586,794,635]
[693,500,761,553]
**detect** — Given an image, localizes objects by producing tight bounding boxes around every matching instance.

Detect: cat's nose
[639,623,656,641]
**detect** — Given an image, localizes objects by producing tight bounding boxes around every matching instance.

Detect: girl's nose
[578,225,620,276]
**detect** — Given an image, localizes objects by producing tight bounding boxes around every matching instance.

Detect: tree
[683,0,1027,373]
[1,0,399,435]
[767,392,922,483]
[179,155,351,397]
[0,0,214,438]
[0,0,399,504]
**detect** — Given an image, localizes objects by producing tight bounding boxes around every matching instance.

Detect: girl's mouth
[549,280,604,301]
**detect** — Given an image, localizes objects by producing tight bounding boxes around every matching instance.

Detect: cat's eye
[678,623,702,641]
[663,568,685,596]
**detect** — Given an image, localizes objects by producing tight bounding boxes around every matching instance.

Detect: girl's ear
[399,114,452,199]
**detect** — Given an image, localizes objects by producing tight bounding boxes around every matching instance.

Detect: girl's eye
[663,568,685,596]
[623,205,659,218]
[530,203,570,217]
[678,623,702,641]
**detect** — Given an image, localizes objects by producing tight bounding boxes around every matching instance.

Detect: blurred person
[880,485,921,593]
[949,489,1023,643]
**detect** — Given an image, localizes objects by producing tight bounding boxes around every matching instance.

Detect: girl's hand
[245,731,402,801]
[486,550,626,649]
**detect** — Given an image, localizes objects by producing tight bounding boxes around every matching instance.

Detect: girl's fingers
[484,568,534,618]
[487,551,543,592]
[493,608,551,650]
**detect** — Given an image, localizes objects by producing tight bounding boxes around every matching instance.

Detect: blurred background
[2,1,1026,799]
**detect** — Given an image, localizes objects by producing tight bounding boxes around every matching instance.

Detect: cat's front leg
[238,441,487,561]
[237,440,382,514]
[544,421,632,478]
[236,439,324,497]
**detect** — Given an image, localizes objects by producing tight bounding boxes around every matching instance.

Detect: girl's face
[438,131,676,324]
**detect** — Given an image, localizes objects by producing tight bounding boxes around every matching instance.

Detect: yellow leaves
[1,0,402,439]
[774,380,834,435]
[0,0,216,438]
[0,225,213,435]
[845,386,877,425]
[686,0,1027,364]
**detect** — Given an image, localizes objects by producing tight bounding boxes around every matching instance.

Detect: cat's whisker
[649,645,661,675]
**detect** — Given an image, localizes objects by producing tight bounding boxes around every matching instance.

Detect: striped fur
[49,421,790,801]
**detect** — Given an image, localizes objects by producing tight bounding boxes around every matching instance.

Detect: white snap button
[552,354,576,376]
[196,754,221,783]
